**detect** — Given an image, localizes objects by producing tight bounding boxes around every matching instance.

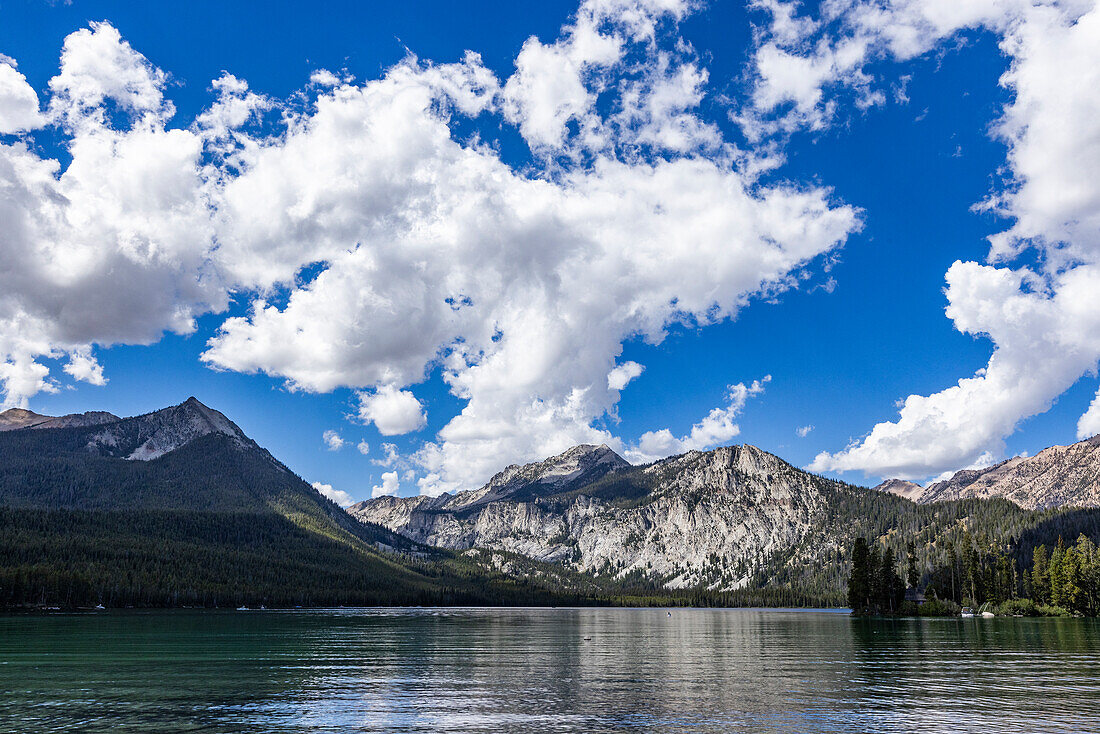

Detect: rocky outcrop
[350,444,838,590]
[919,435,1100,510]
[873,478,926,502]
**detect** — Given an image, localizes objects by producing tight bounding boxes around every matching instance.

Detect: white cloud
[309,69,341,87]
[357,386,427,436]
[371,471,400,498]
[47,21,172,129]
[608,361,645,390]
[0,23,219,408]
[0,59,44,134]
[63,347,107,386]
[373,442,402,467]
[0,10,857,485]
[311,480,355,507]
[625,377,770,463]
[322,429,345,451]
[1080,388,1100,440]
[357,440,371,455]
[812,262,1100,479]
[796,424,813,438]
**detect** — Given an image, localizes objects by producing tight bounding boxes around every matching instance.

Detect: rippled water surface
[1,607,1098,733]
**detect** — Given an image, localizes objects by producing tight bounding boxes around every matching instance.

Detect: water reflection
[0,608,1097,733]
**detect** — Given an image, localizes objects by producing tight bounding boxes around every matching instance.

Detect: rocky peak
[0,408,51,430]
[86,397,248,461]
[873,478,926,502]
[448,443,630,509]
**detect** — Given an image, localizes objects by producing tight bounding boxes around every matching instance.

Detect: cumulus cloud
[624,377,770,463]
[371,471,400,498]
[322,429,345,451]
[357,386,427,436]
[796,424,813,438]
[1078,389,1100,440]
[357,440,371,455]
[0,6,858,489]
[608,361,645,390]
[63,347,107,386]
[0,59,44,133]
[745,0,1100,479]
[0,22,220,407]
[311,480,355,507]
[373,442,403,467]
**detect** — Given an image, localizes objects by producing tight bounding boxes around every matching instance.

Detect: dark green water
[1,608,1097,733]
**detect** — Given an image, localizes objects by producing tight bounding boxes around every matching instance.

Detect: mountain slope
[920,435,1100,509]
[0,398,580,609]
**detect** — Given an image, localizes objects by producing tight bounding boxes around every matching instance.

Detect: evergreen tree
[906,541,920,589]
[1050,538,1067,608]
[879,547,904,613]
[848,537,871,612]
[1031,544,1050,604]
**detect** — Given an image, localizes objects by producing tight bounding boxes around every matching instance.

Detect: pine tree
[906,540,920,590]
[848,537,870,613]
[879,547,904,613]
[1031,544,1050,604]
[1051,538,1067,609]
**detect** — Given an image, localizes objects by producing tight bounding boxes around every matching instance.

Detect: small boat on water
[94,604,105,610]
[237,606,249,611]
[961,607,975,617]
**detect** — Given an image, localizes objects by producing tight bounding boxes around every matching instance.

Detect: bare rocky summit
[873,478,926,502]
[85,397,248,461]
[2,397,250,462]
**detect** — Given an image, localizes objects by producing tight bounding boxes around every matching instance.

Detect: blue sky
[3,0,1099,504]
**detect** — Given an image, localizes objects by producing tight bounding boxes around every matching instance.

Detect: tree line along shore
[847,533,1100,617]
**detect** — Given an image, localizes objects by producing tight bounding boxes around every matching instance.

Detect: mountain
[0,407,118,432]
[353,444,829,588]
[919,435,1100,510]
[0,398,578,609]
[7,398,1100,609]
[351,441,1096,599]
[873,478,926,502]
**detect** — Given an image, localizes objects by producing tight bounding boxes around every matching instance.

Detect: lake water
[1,607,1097,733]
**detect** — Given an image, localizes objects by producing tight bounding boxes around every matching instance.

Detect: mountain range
[876,434,1100,510]
[2,399,1098,608]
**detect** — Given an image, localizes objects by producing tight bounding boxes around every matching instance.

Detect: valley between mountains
[2,398,1099,609]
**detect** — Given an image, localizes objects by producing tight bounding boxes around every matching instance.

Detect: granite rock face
[350,444,839,590]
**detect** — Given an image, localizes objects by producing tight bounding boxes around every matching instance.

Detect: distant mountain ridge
[0,407,119,432]
[917,434,1100,510]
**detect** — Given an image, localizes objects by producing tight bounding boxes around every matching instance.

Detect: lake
[1,607,1097,733]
